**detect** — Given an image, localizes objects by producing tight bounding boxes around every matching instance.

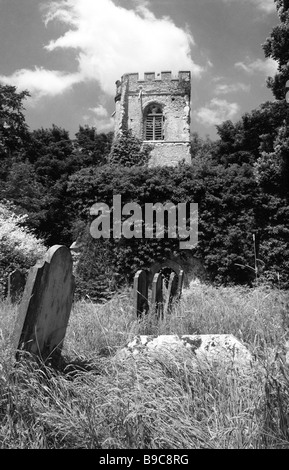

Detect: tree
[262,0,289,99]
[1,122,115,246]
[2,125,76,245]
[254,121,289,198]
[214,101,289,165]
[25,125,75,184]
[74,125,113,167]
[0,160,47,231]
[190,132,217,160]
[0,85,30,181]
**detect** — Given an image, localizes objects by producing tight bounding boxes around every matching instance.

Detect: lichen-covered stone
[116,334,253,369]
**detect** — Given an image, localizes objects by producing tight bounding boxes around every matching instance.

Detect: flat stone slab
[116,334,253,369]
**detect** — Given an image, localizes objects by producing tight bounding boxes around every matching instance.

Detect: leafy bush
[109,129,153,167]
[0,202,46,297]
[67,157,270,299]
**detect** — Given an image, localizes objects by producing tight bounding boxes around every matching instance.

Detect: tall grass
[0,283,289,448]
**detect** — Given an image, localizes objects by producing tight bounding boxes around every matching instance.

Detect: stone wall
[113,71,191,166]
[148,142,191,166]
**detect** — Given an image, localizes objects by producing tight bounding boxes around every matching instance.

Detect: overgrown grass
[0,283,289,448]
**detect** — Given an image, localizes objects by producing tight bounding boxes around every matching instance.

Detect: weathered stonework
[113,71,191,166]
[148,142,191,166]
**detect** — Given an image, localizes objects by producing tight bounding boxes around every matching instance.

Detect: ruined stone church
[112,71,191,166]
[71,71,205,287]
[110,70,205,284]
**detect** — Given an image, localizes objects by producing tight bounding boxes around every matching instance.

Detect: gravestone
[12,245,75,364]
[134,270,148,318]
[7,269,26,303]
[164,272,178,315]
[177,270,184,299]
[151,272,163,319]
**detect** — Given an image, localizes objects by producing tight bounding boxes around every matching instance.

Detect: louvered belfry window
[145,105,163,140]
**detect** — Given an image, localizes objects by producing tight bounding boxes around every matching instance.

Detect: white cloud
[89,105,109,118]
[0,0,203,101]
[235,57,278,76]
[221,0,276,13]
[215,82,251,95]
[95,120,114,132]
[0,67,80,102]
[256,0,276,12]
[195,98,240,126]
[44,0,203,94]
[83,105,114,131]
[20,0,200,101]
[249,0,276,13]
[3,0,202,131]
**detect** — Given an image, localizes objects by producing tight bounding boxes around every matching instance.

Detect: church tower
[113,71,191,166]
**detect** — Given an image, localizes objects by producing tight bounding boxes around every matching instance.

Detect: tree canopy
[263,0,289,99]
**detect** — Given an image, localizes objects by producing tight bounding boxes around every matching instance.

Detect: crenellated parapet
[115,71,191,99]
[122,71,190,81]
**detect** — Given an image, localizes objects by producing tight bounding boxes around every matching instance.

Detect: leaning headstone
[134,270,148,318]
[7,269,27,303]
[12,245,75,364]
[151,272,163,319]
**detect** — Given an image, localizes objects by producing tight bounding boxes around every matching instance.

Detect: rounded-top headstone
[12,245,75,363]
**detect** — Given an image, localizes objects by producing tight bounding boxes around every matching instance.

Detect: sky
[0,0,280,139]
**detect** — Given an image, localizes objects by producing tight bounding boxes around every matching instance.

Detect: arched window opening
[145,104,164,141]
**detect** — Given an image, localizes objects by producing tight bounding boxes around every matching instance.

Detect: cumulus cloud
[0,0,202,102]
[83,105,114,131]
[43,0,203,94]
[195,98,240,126]
[215,82,251,95]
[235,57,278,76]
[0,67,80,102]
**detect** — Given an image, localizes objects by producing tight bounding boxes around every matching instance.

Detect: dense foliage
[263,0,289,99]
[1,88,289,298]
[0,202,46,296]
[68,156,287,295]
[109,129,153,167]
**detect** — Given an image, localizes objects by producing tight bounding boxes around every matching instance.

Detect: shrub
[109,129,152,167]
[0,202,46,297]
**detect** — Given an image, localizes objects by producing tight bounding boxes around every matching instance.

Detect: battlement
[120,71,190,83]
[115,71,191,99]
